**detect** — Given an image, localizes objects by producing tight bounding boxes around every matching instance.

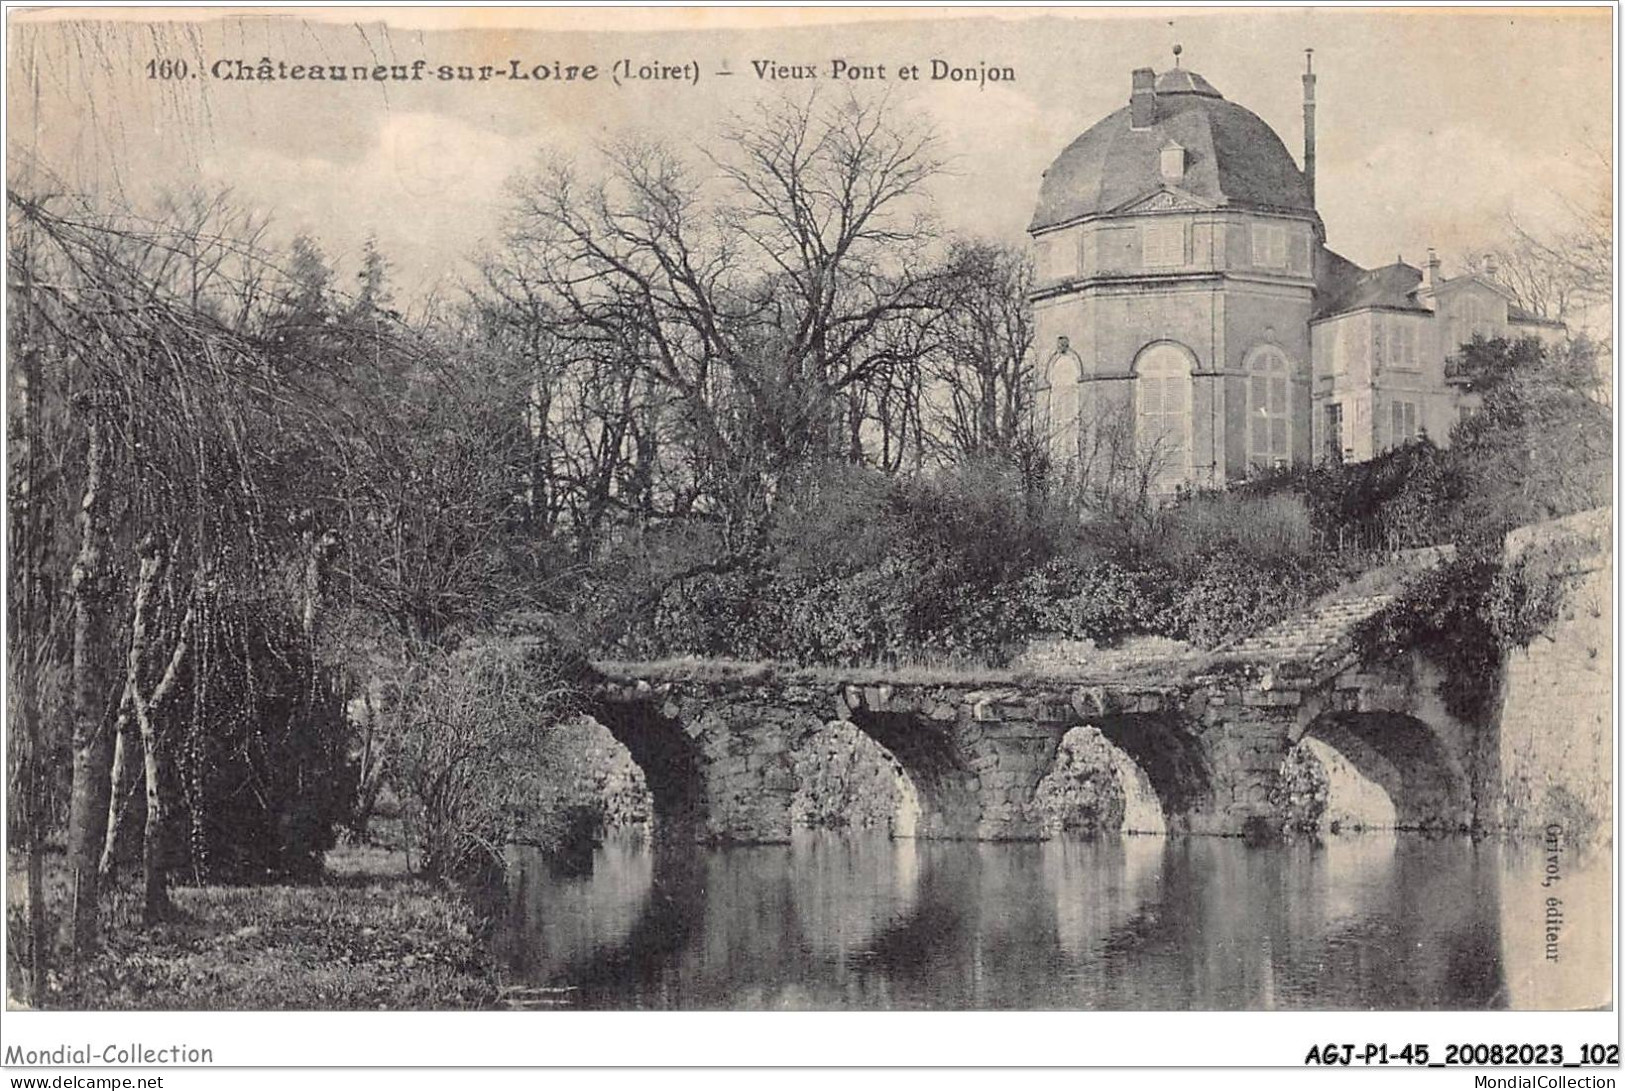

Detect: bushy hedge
[594,460,1348,665]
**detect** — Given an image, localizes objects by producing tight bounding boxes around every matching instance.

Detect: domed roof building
[1030,54,1563,491]
[1032,68,1315,233]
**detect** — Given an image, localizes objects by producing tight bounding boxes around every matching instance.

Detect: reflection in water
[499,830,1610,1010]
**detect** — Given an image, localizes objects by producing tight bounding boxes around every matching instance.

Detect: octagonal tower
[1030,59,1322,491]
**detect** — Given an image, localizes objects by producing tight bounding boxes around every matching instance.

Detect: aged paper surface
[2,2,1615,1065]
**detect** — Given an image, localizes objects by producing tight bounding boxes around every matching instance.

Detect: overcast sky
[8,6,1613,302]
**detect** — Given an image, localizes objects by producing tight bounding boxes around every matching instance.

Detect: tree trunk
[18,646,50,1003]
[66,408,114,962]
[138,708,170,922]
[122,544,169,921]
[18,246,50,1004]
[350,688,387,839]
[301,528,337,641]
[97,688,136,877]
[133,560,194,924]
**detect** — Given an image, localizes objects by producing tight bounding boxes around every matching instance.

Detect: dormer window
[1159,141,1185,182]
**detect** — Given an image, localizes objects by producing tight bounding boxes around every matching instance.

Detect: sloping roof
[1314,256,1430,320]
[1031,69,1315,232]
[1506,302,1566,328]
[1314,248,1366,318]
[1154,68,1222,97]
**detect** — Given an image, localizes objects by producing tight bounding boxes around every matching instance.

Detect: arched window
[1134,342,1194,488]
[1043,338,1084,462]
[1245,346,1292,472]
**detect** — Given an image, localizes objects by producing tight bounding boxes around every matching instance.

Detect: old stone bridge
[579,511,1611,844]
[585,556,1493,842]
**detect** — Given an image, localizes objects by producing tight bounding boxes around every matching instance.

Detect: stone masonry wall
[1496,510,1612,842]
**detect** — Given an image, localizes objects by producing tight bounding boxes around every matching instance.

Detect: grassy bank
[7,828,502,1010]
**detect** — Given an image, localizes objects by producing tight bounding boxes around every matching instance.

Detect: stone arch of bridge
[1084,713,1215,833]
[1035,725,1168,835]
[592,694,938,844]
[586,698,712,842]
[786,719,922,838]
[840,707,985,839]
[1296,710,1473,832]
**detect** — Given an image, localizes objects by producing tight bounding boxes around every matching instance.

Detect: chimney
[1484,253,1499,280]
[1425,248,1441,291]
[1302,49,1317,207]
[1131,67,1157,130]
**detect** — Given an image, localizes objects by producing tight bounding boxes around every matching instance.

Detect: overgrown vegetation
[590,459,1366,667]
[1351,334,1610,721]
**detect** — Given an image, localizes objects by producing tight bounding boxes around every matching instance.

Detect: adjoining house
[1029,50,1565,488]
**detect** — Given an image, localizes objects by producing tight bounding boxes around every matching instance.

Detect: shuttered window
[1251,223,1288,268]
[1389,400,1419,447]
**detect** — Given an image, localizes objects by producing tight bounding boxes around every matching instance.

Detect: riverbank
[7,827,501,1010]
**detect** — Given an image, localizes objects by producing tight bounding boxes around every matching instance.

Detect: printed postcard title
[152,56,1018,90]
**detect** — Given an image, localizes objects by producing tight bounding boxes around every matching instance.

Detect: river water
[497,830,1611,1010]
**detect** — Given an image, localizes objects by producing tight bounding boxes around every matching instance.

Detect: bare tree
[1469,147,1613,356]
[925,241,1037,465]
[8,186,358,939]
[500,93,943,554]
[1051,395,1178,532]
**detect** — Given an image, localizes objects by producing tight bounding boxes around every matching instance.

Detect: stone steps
[1220,592,1396,665]
[1217,545,1453,668]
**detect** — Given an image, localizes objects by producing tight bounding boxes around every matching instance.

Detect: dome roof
[1031,69,1315,232]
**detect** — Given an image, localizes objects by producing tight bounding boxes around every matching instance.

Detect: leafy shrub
[395,631,588,880]
[1299,438,1464,552]
[1448,336,1611,540]
[650,568,768,659]
[1148,489,1316,564]
[1354,552,1571,724]
[768,462,903,581]
[778,556,920,665]
[1158,553,1340,649]
[1023,557,1162,644]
